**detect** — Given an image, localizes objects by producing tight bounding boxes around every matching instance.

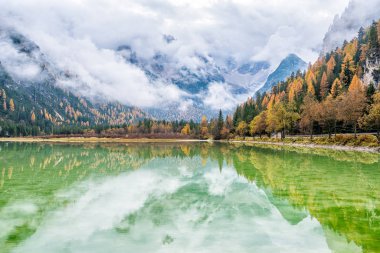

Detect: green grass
[233,134,380,148]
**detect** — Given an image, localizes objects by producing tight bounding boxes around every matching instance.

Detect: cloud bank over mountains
[323,0,380,53]
[0,0,351,110]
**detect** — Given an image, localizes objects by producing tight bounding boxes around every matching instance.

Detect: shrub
[357,134,378,146]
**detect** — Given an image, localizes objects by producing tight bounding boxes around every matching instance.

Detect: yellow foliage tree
[305,70,316,95]
[348,75,364,93]
[236,121,248,136]
[326,56,336,76]
[330,78,343,98]
[181,124,191,135]
[300,95,319,139]
[287,82,298,102]
[31,111,36,122]
[9,99,15,112]
[200,115,208,139]
[319,72,329,98]
[338,77,367,137]
[261,95,269,108]
[249,111,267,137]
[360,92,380,139]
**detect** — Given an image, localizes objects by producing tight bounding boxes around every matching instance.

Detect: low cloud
[323,0,380,52]
[0,38,41,81]
[0,0,352,108]
[202,82,239,111]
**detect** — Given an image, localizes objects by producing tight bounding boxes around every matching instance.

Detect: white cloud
[323,0,380,52]
[202,82,239,110]
[0,39,41,81]
[0,0,351,108]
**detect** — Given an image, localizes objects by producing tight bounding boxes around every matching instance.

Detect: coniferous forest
[1,20,380,144]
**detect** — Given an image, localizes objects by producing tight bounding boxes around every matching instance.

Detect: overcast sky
[0,0,353,108]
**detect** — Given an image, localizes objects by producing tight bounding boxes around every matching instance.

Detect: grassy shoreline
[226,140,380,153]
[0,136,379,153]
[0,137,205,143]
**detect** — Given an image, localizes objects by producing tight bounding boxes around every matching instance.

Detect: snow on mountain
[257,54,307,94]
[116,43,272,120]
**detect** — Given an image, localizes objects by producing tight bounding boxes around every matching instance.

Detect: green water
[0,142,379,253]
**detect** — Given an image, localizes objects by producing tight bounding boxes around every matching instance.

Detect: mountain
[232,19,380,136]
[257,54,307,94]
[117,44,271,120]
[322,0,380,53]
[0,27,146,136]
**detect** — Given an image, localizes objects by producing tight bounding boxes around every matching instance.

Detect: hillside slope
[0,28,145,136]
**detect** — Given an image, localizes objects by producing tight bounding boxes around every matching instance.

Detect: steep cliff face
[363,47,380,86]
[322,0,380,53]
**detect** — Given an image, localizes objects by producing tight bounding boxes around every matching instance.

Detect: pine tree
[367,82,376,101]
[358,27,365,43]
[369,21,379,49]
[233,106,241,127]
[341,58,354,88]
[213,110,224,140]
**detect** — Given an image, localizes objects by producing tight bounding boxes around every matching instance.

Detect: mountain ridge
[256,54,307,95]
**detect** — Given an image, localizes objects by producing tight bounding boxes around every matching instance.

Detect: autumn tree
[236,121,248,137]
[299,95,319,140]
[330,78,343,98]
[200,115,209,139]
[326,55,336,78]
[305,70,316,96]
[220,115,232,139]
[337,75,367,137]
[266,102,299,139]
[249,111,267,138]
[225,115,233,130]
[31,111,36,122]
[181,123,191,135]
[319,72,329,99]
[360,92,380,140]
[317,96,338,138]
[9,99,15,112]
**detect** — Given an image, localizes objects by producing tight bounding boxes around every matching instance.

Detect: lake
[0,142,379,253]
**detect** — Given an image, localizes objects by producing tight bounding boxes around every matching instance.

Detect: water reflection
[0,142,379,253]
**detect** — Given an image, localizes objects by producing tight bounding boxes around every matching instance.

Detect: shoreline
[0,137,379,153]
[227,140,380,153]
[0,137,205,144]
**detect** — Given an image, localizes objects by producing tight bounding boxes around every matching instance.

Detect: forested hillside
[232,20,380,139]
[0,29,146,137]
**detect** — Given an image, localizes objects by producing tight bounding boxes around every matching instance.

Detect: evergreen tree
[213,110,224,140]
[369,21,379,49]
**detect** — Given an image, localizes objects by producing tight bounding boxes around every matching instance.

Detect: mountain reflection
[0,142,379,253]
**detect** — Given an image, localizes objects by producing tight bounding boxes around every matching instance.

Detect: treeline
[2,20,380,141]
[231,20,380,140]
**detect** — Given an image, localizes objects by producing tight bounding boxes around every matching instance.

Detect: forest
[1,20,380,143]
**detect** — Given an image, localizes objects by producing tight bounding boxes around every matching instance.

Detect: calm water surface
[0,142,379,253]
